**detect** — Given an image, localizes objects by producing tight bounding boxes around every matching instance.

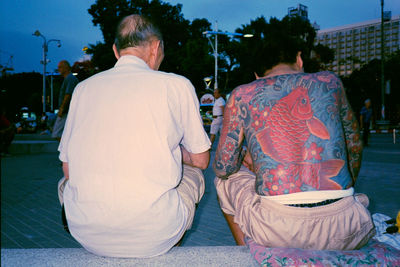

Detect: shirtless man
[213,33,375,250]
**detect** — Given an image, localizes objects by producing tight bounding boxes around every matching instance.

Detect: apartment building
[315,15,400,76]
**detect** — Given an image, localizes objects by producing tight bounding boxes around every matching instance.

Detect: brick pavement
[1,133,399,249]
[1,136,234,248]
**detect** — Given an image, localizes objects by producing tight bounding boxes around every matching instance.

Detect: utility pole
[214,22,218,89]
[380,0,385,120]
[33,30,61,113]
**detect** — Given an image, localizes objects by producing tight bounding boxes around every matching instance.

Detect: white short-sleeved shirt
[212,97,225,116]
[59,56,211,258]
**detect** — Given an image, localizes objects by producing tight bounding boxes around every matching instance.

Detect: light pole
[380,0,385,120]
[203,23,253,89]
[203,76,213,91]
[33,30,61,113]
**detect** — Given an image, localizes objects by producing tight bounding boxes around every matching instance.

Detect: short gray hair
[114,14,163,51]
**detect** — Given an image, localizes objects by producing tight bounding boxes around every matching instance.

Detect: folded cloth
[247,237,400,267]
[372,213,400,250]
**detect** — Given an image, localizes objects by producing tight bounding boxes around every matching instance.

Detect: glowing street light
[203,24,253,89]
[203,76,213,91]
[33,30,61,113]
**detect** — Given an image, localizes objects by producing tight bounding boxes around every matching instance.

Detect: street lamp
[203,76,213,91]
[33,30,61,113]
[203,23,253,89]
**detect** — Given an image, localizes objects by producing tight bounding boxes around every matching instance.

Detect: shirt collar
[114,55,150,70]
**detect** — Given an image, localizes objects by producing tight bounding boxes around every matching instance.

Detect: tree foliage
[342,51,400,124]
[87,0,214,95]
[222,15,322,88]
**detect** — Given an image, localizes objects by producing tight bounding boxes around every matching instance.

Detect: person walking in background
[360,99,372,146]
[213,30,374,250]
[210,88,225,146]
[57,14,210,258]
[51,60,78,141]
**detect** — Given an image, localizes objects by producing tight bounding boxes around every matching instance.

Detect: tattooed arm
[338,80,363,185]
[213,90,246,179]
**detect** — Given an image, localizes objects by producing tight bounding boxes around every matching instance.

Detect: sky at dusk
[1,0,399,74]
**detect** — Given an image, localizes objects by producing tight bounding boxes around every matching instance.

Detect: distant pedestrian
[360,99,372,146]
[51,60,78,141]
[210,88,225,146]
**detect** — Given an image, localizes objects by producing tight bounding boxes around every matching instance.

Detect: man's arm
[339,83,363,184]
[181,145,210,170]
[62,162,69,179]
[58,94,72,117]
[213,90,245,178]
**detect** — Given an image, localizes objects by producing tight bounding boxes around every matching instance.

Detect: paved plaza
[1,133,399,249]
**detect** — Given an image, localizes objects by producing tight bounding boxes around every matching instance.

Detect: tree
[87,0,213,95]
[342,51,400,125]
[0,72,43,119]
[224,15,323,88]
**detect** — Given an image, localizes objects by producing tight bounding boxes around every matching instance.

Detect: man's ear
[296,51,303,70]
[148,40,162,70]
[113,44,120,60]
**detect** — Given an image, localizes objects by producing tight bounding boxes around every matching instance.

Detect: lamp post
[33,30,61,113]
[203,23,253,89]
[203,76,213,91]
[380,0,385,120]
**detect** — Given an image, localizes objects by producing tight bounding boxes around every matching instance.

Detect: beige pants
[58,164,205,231]
[215,167,376,250]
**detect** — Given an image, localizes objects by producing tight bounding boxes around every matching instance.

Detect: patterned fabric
[247,238,400,267]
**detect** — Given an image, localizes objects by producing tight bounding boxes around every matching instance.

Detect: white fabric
[261,187,354,204]
[58,55,211,258]
[212,97,225,116]
[210,116,223,135]
[372,213,400,250]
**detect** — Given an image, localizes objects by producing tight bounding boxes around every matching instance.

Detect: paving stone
[1,133,399,250]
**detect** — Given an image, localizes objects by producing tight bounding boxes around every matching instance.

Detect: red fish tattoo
[256,86,344,190]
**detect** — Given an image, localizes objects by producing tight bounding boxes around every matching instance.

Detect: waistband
[261,187,354,205]
[286,198,342,208]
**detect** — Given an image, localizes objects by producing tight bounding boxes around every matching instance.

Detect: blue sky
[1,0,399,74]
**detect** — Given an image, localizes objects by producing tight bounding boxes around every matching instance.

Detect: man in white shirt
[210,88,225,145]
[57,14,211,258]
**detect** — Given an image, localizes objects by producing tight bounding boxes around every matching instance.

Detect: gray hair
[114,14,163,51]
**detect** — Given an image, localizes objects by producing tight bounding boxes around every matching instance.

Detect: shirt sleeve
[58,83,82,162]
[172,78,211,154]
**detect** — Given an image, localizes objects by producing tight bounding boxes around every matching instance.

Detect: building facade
[316,15,400,76]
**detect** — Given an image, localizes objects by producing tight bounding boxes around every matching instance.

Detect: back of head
[254,23,307,76]
[114,14,163,52]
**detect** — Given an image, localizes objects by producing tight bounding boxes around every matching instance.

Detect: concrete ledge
[1,247,258,267]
